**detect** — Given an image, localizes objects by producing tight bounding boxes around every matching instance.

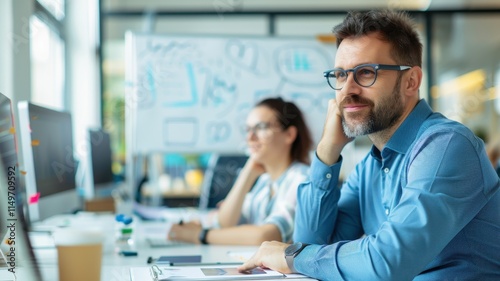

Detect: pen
[120,250,138,256]
[167,262,242,266]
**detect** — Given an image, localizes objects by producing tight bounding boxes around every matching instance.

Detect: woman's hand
[167,221,202,244]
[241,156,266,179]
[216,156,266,228]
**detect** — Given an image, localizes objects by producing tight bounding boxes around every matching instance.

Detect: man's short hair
[333,10,423,67]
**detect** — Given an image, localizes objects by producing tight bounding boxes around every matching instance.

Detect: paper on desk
[130,266,317,281]
[130,265,285,281]
[226,250,255,262]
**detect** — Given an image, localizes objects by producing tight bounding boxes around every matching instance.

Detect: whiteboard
[125,33,335,154]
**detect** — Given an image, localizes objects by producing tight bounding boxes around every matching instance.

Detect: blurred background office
[1,0,500,208]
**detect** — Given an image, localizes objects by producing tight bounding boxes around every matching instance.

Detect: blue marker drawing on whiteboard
[206,121,231,144]
[163,118,198,146]
[289,92,315,111]
[128,34,336,154]
[163,62,198,107]
[275,46,330,86]
[288,92,332,112]
[212,77,236,106]
[253,90,273,104]
[235,102,252,134]
[134,63,156,109]
[293,51,311,71]
[226,40,259,72]
[204,75,238,117]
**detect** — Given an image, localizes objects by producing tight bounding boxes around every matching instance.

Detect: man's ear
[406,66,423,94]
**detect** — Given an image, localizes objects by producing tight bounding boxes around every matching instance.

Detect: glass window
[431,13,500,142]
[30,15,65,110]
[37,0,65,20]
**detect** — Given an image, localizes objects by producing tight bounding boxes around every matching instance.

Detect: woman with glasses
[168,97,313,245]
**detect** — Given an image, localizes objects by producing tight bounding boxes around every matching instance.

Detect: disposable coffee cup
[53,228,105,281]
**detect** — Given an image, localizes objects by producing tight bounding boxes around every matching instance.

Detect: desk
[34,244,263,280]
[141,182,201,207]
[29,214,315,281]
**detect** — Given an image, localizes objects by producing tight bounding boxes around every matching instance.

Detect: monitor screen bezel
[17,101,80,223]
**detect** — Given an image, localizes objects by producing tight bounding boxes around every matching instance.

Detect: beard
[340,75,404,138]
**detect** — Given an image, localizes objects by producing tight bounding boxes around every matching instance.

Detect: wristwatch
[284,242,309,273]
[199,228,210,244]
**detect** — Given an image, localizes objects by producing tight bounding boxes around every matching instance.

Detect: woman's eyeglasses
[244,122,282,138]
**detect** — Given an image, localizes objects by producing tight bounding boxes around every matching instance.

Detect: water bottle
[114,214,135,254]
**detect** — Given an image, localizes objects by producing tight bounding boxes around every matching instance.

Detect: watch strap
[199,228,210,244]
[285,253,296,273]
[285,242,309,273]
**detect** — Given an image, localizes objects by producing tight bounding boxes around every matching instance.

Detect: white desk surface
[29,213,315,281]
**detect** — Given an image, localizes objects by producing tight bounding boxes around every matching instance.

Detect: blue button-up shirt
[294,100,500,281]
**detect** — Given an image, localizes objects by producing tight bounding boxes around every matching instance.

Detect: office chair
[198,154,249,210]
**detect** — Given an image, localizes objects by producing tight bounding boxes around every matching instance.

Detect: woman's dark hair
[256,97,313,164]
[333,10,422,67]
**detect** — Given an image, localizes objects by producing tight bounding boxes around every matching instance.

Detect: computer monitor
[17,101,80,222]
[0,93,42,280]
[198,154,249,210]
[0,93,17,177]
[0,159,43,281]
[83,128,116,199]
[0,93,29,225]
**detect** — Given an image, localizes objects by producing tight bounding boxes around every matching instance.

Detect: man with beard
[238,10,500,281]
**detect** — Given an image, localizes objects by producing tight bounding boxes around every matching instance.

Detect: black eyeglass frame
[323,64,412,90]
[243,121,284,137]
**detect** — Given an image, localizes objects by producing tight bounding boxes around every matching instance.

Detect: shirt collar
[267,161,298,186]
[370,99,433,157]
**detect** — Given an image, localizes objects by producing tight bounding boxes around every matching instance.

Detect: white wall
[0,0,32,103]
[0,0,13,100]
[0,0,33,177]
[0,1,101,194]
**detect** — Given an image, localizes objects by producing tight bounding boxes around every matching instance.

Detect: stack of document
[130,265,314,280]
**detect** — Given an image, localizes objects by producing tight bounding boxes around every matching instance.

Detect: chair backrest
[198,154,248,210]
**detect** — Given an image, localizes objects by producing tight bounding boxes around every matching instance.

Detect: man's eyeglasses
[323,64,411,90]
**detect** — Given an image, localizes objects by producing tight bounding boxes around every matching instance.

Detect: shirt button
[383,167,390,174]
[326,173,332,179]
